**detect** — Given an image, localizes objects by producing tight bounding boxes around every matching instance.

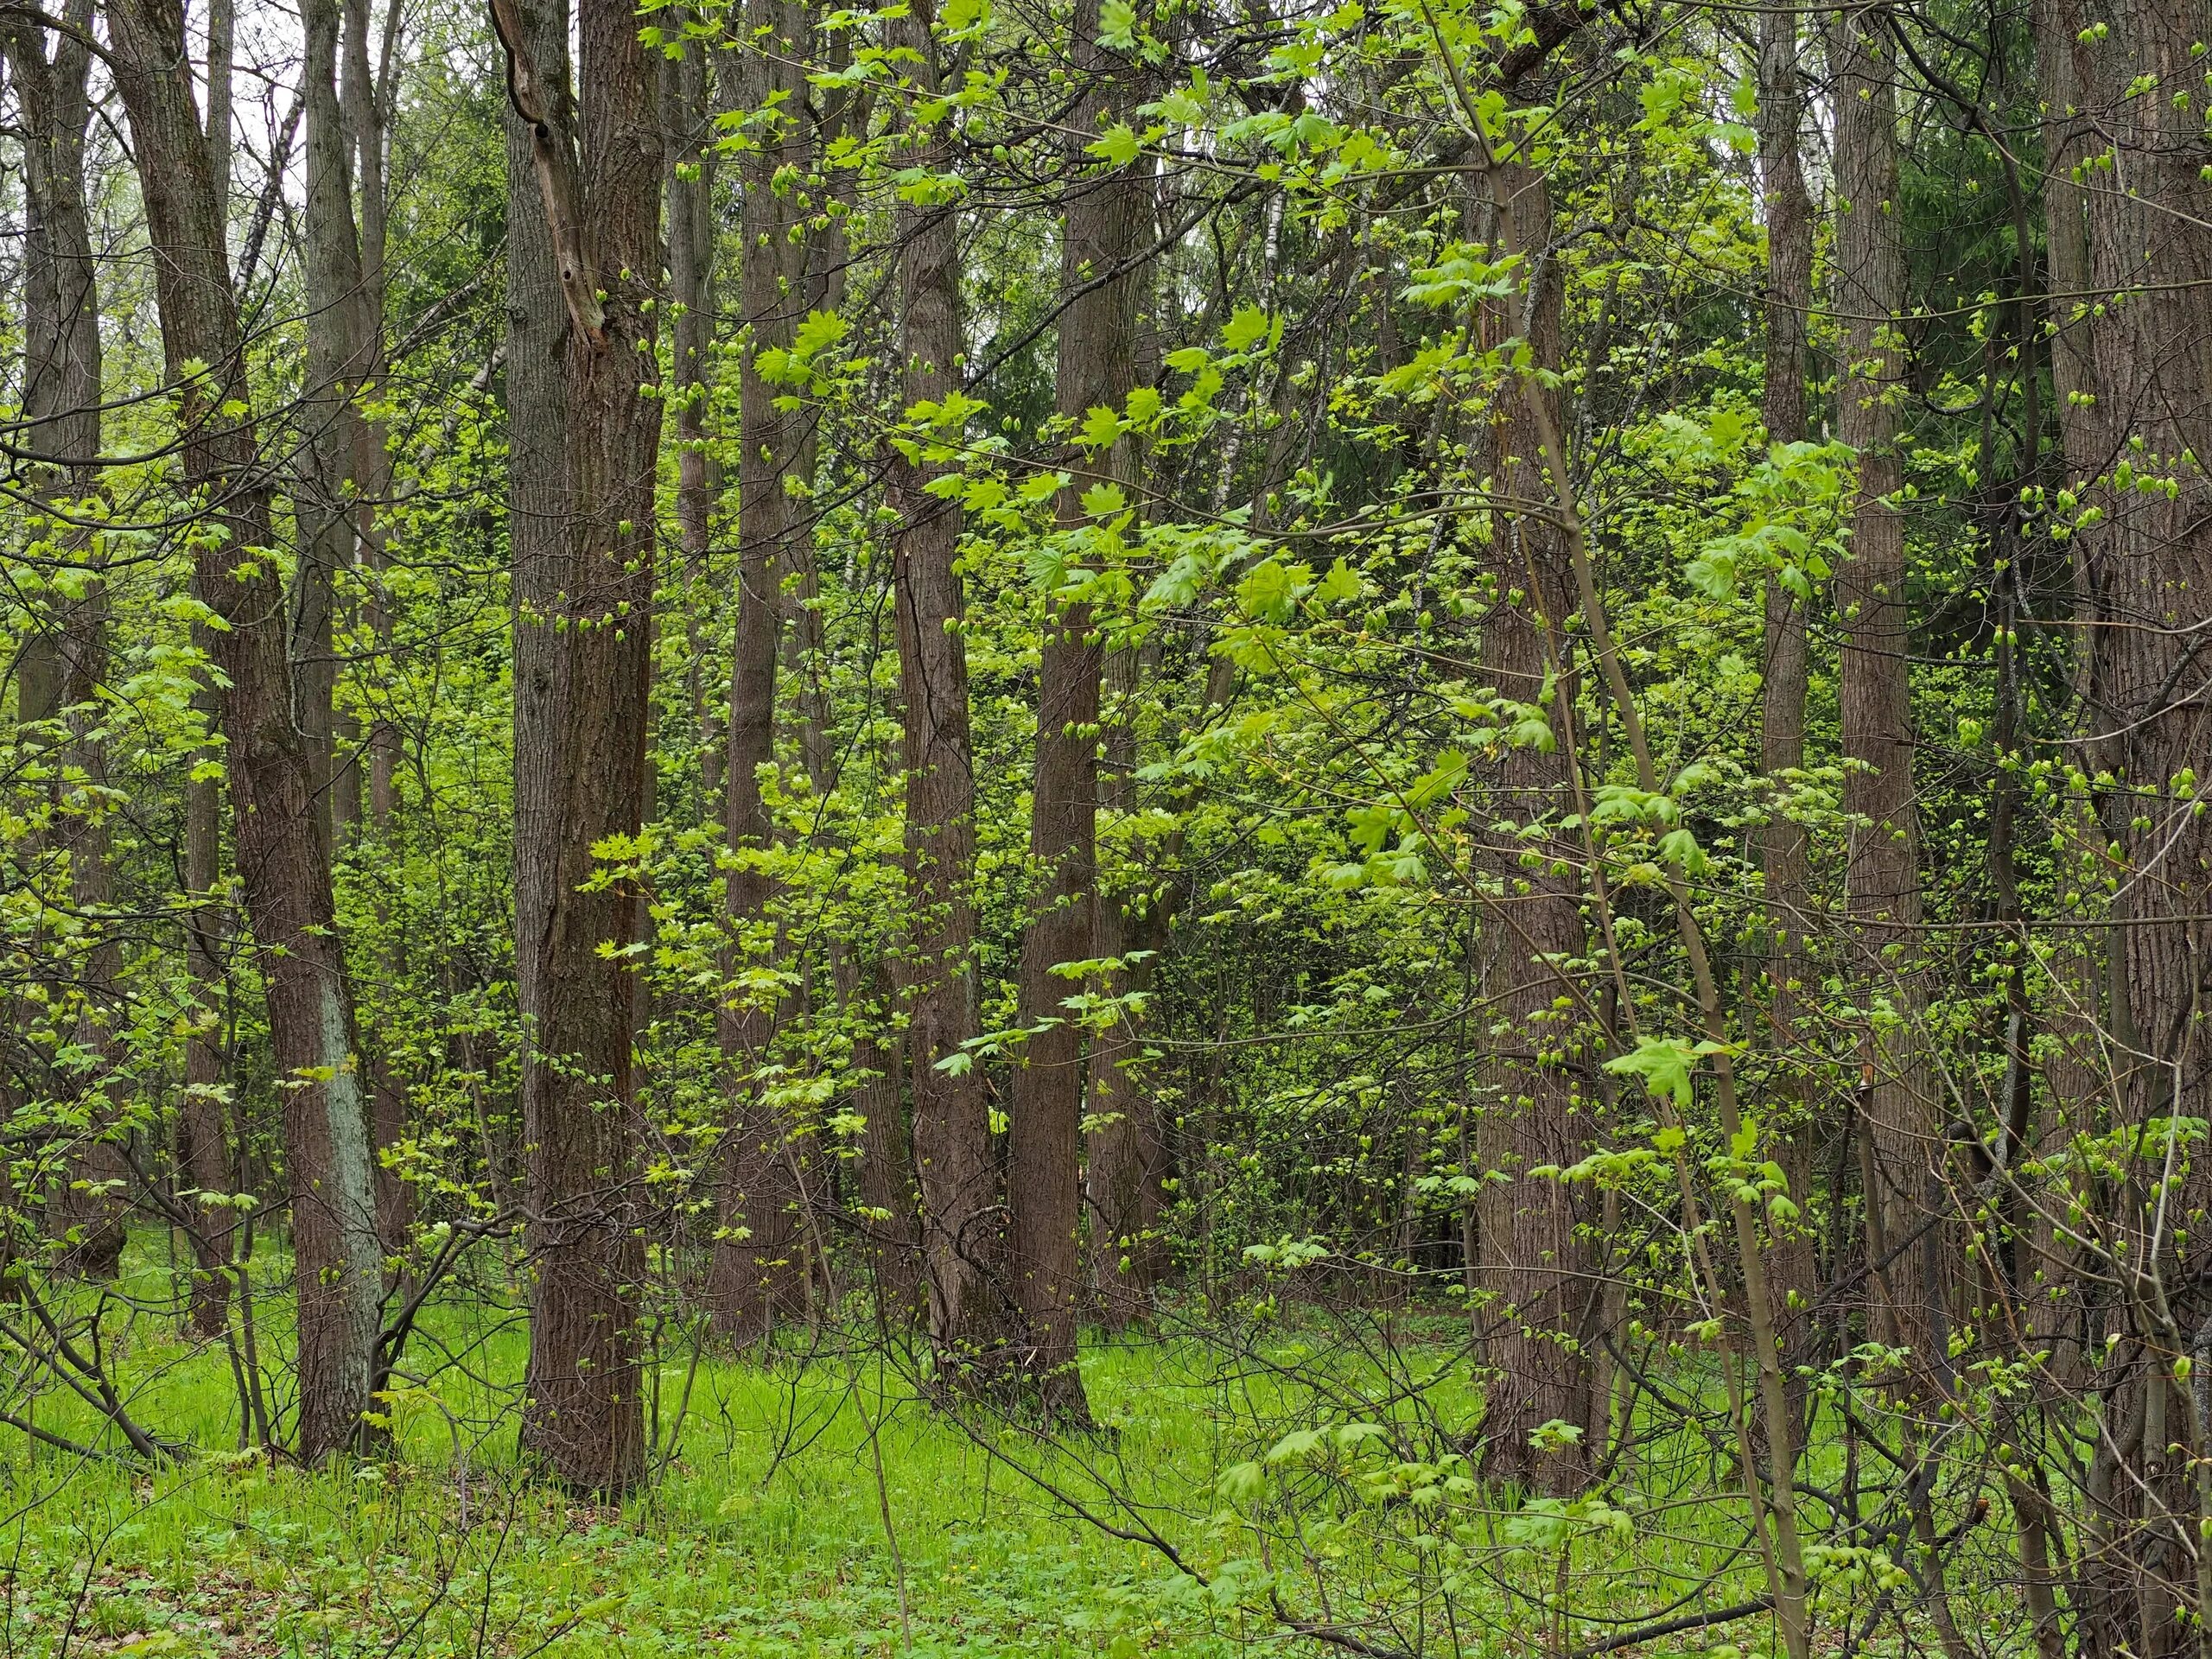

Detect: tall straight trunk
[204,0,232,227]
[7,0,127,1281]
[343,0,410,1259]
[889,0,996,1359]
[1007,0,1148,1414]
[2069,1,2212,1647]
[1830,2,1936,1369]
[494,0,664,1493]
[298,0,370,860]
[105,0,383,1464]
[1754,0,1819,1366]
[184,2,238,1332]
[665,24,721,802]
[181,669,234,1335]
[2024,0,2099,1402]
[707,0,811,1338]
[1471,156,1599,1497]
[1086,645,1163,1327]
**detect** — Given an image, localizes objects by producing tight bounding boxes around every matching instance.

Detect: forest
[0,0,2202,1649]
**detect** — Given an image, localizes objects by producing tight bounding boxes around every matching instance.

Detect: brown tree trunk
[181,668,234,1337]
[8,0,130,1283]
[297,0,371,857]
[1754,0,1819,1378]
[1086,650,1164,1328]
[493,0,664,1493]
[666,24,721,802]
[105,0,384,1463]
[1470,156,1599,1497]
[889,0,997,1363]
[845,952,923,1324]
[1007,0,1148,1417]
[338,0,410,1262]
[2068,1,2212,1644]
[706,0,811,1339]
[1831,1,1937,1370]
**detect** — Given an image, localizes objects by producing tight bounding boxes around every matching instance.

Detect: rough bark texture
[1471,158,1599,1496]
[296,0,372,855]
[1754,0,1819,1368]
[707,0,813,1338]
[1086,649,1164,1326]
[499,0,663,1494]
[7,0,130,1283]
[666,28,721,801]
[1831,3,1937,1368]
[2064,7,2212,1649]
[105,0,383,1464]
[181,669,234,1337]
[889,0,998,1363]
[1006,0,1148,1414]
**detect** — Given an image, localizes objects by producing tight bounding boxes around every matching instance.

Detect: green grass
[0,1249,1257,1656]
[0,1245,1998,1659]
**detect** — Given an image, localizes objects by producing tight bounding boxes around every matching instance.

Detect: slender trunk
[494,0,664,1493]
[1470,156,1599,1497]
[340,0,409,1262]
[1830,1,1937,1369]
[181,668,234,1336]
[666,25,721,802]
[9,0,128,1281]
[1754,0,1818,1379]
[105,0,383,1463]
[297,0,370,855]
[1007,0,1148,1416]
[846,951,922,1323]
[889,0,996,1361]
[1085,650,1163,1328]
[707,0,811,1338]
[205,0,232,229]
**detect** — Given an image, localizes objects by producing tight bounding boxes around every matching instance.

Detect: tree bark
[889,0,997,1363]
[8,0,128,1282]
[105,0,384,1464]
[706,0,812,1339]
[1754,0,1819,1376]
[666,25,721,801]
[1830,1,1937,1369]
[1086,647,1165,1327]
[2066,4,2212,1644]
[1470,156,1599,1496]
[494,0,664,1493]
[297,0,372,859]
[1007,0,1148,1417]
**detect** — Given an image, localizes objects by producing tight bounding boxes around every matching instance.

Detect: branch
[1573,1598,1776,1658]
[483,0,605,345]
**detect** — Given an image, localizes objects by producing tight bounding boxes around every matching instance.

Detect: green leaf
[1087,124,1144,166]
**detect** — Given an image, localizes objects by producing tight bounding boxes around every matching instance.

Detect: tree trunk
[7,0,128,1282]
[1471,156,1599,1497]
[181,666,234,1337]
[297,0,371,856]
[1086,650,1164,1328]
[1754,0,1819,1380]
[666,23,721,803]
[105,0,384,1464]
[889,0,997,1363]
[706,0,812,1339]
[495,0,664,1493]
[337,0,410,1262]
[1007,0,1149,1417]
[1830,1,1937,1370]
[2069,2,2212,1643]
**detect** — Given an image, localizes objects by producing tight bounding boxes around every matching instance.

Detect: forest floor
[0,1268,1253,1658]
